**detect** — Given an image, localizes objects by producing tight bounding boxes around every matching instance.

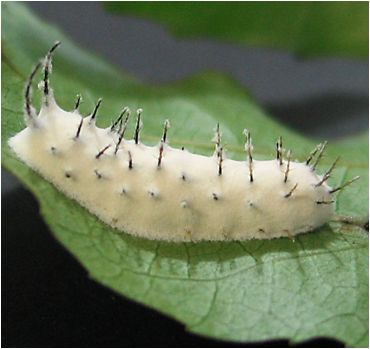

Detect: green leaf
[104,2,369,59]
[2,3,368,346]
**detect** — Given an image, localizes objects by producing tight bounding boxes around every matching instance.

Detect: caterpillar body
[8,43,359,242]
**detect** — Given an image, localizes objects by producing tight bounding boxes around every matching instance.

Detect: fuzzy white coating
[8,97,334,242]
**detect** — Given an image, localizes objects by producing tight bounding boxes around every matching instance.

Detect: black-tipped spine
[75,117,84,139]
[157,141,164,168]
[111,107,129,133]
[284,183,298,198]
[24,61,42,124]
[213,123,223,176]
[312,141,328,170]
[218,147,223,176]
[162,119,170,143]
[42,41,61,105]
[243,129,253,182]
[157,120,170,168]
[329,176,360,194]
[315,156,340,187]
[90,98,102,123]
[134,109,142,145]
[74,94,82,111]
[96,144,112,159]
[284,150,292,183]
[306,144,321,166]
[316,200,335,205]
[276,136,283,165]
[214,123,221,150]
[114,111,131,154]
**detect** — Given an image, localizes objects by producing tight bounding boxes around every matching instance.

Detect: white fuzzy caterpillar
[8,43,359,242]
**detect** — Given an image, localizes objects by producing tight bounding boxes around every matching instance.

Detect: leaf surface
[2,3,368,346]
[105,2,369,58]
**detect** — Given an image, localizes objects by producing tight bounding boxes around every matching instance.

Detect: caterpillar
[8,42,359,242]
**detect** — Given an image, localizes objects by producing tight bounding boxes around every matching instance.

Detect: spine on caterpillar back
[8,42,360,242]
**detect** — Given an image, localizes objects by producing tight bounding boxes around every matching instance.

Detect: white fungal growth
[8,42,359,242]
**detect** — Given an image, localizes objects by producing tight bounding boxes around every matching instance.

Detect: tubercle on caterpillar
[8,42,360,242]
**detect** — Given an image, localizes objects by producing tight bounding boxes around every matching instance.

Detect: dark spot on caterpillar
[212,193,219,201]
[364,221,369,232]
[94,169,103,179]
[148,190,159,199]
[65,171,71,178]
[181,146,185,151]
[181,173,187,181]
[50,146,56,154]
[258,228,265,233]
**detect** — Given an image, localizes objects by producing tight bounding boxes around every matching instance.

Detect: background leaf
[105,1,369,58]
[2,3,368,347]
